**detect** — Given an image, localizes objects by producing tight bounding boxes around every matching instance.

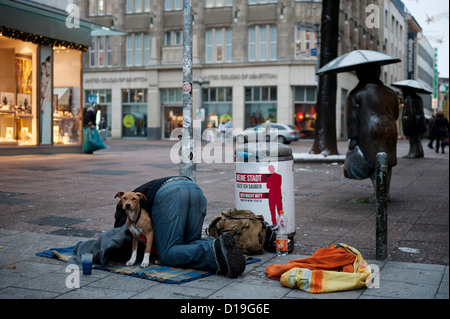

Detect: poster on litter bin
[235,160,295,235]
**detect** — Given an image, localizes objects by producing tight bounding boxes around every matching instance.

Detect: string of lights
[0,25,88,52]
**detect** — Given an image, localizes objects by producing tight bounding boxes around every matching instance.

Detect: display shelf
[0,109,17,144]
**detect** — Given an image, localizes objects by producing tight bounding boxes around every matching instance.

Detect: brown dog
[114,191,154,268]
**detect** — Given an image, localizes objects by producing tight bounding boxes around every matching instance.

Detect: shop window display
[53,48,82,145]
[122,89,148,138]
[0,37,37,146]
[0,36,82,147]
[293,86,317,139]
[201,87,232,134]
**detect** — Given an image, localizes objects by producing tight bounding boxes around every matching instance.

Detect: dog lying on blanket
[114,191,154,268]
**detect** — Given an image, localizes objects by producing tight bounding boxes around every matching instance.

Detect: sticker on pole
[182,82,192,94]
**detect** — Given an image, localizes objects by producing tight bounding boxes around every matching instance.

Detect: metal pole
[180,0,196,181]
[375,152,388,260]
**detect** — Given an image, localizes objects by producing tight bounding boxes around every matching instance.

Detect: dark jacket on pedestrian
[431,112,449,136]
[83,106,96,127]
[428,115,436,139]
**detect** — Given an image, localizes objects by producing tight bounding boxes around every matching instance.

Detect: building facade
[80,0,402,142]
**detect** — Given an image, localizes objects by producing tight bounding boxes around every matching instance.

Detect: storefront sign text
[207,73,277,81]
[85,77,148,84]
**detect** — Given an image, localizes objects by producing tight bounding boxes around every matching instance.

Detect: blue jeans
[151,179,217,271]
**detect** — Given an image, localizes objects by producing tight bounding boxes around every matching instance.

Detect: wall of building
[80,0,399,141]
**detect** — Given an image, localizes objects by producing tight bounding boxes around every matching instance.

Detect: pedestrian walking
[82,105,106,154]
[219,120,227,143]
[427,114,436,149]
[431,111,450,154]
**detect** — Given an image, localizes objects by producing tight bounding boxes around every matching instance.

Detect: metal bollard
[375,152,388,260]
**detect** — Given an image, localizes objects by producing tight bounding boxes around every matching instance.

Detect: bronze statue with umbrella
[317,50,401,199]
[392,80,432,158]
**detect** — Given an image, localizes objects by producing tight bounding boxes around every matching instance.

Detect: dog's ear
[136,192,148,202]
[114,191,125,199]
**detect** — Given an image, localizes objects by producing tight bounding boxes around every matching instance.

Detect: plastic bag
[82,126,106,154]
[343,145,370,180]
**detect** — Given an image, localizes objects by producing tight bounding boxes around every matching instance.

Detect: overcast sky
[403,0,449,78]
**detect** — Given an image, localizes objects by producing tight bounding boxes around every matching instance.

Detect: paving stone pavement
[0,139,448,306]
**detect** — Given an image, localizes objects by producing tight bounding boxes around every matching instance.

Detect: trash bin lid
[235,142,293,162]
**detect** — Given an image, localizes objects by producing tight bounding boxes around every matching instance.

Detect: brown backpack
[206,209,266,255]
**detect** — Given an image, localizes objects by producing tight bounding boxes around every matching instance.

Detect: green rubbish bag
[82,126,106,154]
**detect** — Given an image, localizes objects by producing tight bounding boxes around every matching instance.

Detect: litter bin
[235,142,295,237]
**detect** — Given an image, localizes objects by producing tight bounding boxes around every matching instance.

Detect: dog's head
[114,191,147,211]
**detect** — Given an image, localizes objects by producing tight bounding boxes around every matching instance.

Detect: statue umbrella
[392,80,432,95]
[316,49,401,75]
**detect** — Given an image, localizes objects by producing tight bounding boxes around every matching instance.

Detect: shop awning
[0,0,125,50]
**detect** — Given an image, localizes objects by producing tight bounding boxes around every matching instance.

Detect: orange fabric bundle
[265,243,372,293]
[265,243,356,280]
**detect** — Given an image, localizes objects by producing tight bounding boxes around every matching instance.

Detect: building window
[135,34,142,66]
[126,33,151,66]
[53,48,83,145]
[161,88,183,139]
[202,87,233,132]
[90,37,96,67]
[293,86,316,139]
[144,34,151,64]
[206,0,233,7]
[98,36,104,67]
[161,88,183,104]
[89,0,113,16]
[122,89,148,138]
[245,86,277,128]
[0,38,37,146]
[85,89,112,137]
[206,28,232,63]
[248,25,277,61]
[295,26,318,60]
[164,31,182,46]
[126,0,151,13]
[90,36,112,67]
[165,0,182,11]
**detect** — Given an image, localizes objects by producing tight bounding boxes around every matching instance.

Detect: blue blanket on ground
[36,225,260,284]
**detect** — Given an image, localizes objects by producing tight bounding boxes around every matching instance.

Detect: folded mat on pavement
[37,226,259,284]
[265,243,371,293]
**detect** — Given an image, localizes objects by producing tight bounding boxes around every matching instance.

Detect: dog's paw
[140,261,150,268]
[125,260,135,266]
[154,259,160,265]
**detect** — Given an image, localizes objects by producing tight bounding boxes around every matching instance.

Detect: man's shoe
[214,232,245,278]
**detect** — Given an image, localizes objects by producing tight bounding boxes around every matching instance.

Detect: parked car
[233,123,300,144]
